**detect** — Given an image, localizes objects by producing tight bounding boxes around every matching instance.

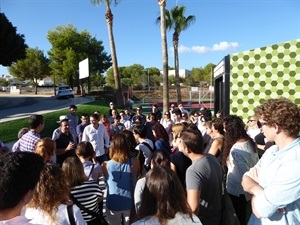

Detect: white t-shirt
[24,204,86,225]
[0,216,41,225]
[132,213,202,225]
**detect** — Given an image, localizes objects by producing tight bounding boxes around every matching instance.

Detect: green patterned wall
[229,39,300,119]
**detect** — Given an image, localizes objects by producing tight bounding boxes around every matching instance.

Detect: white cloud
[211,41,239,51]
[169,41,240,55]
[191,45,210,53]
[178,45,192,53]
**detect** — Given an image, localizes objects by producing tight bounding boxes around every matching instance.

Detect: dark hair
[133,124,147,138]
[29,114,44,129]
[148,113,157,121]
[152,123,169,142]
[221,115,256,166]
[81,113,88,118]
[120,130,137,150]
[75,141,95,159]
[186,123,201,136]
[180,130,204,154]
[200,108,212,121]
[151,150,171,168]
[69,104,77,109]
[138,166,193,225]
[91,113,100,121]
[0,152,44,210]
[212,118,224,135]
[172,109,182,117]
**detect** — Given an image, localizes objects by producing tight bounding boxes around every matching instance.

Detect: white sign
[79,58,89,79]
[214,59,225,78]
[191,87,198,92]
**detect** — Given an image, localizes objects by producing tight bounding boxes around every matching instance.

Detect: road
[0,94,94,123]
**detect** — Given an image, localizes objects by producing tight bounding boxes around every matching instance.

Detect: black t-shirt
[55,132,76,166]
[171,151,192,189]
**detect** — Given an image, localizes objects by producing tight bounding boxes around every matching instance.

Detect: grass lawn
[0,99,111,143]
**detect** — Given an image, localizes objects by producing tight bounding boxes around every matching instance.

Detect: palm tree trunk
[173,36,181,104]
[106,6,123,107]
[159,0,169,114]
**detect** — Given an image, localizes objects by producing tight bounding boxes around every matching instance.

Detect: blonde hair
[35,137,56,162]
[27,164,70,225]
[171,123,186,139]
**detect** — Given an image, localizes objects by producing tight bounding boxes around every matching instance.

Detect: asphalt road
[0,94,94,123]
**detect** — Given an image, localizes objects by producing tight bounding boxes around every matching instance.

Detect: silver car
[55,86,74,99]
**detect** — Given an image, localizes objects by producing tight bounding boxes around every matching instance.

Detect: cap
[57,115,68,123]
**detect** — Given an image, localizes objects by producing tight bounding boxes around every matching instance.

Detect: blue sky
[0,0,299,76]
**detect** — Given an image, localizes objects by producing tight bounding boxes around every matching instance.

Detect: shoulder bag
[67,204,76,225]
[71,195,108,225]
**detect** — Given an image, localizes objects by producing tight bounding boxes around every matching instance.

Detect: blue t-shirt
[106,158,137,211]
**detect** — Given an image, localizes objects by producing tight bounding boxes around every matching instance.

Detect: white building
[160,69,191,78]
[38,76,54,86]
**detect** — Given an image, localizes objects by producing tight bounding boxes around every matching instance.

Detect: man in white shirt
[82,113,110,165]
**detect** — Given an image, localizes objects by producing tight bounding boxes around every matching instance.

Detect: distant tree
[185,64,215,86]
[8,48,49,94]
[90,0,123,107]
[47,24,111,93]
[91,72,106,90]
[105,64,162,90]
[203,63,215,84]
[157,5,196,104]
[0,13,28,66]
[168,75,176,85]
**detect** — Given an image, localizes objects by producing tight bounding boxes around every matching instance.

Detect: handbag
[71,195,108,225]
[220,166,240,225]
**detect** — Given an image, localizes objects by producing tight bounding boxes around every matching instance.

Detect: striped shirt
[71,180,103,222]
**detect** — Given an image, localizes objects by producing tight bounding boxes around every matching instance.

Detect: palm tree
[91,0,123,107]
[157,5,196,104]
[158,0,169,114]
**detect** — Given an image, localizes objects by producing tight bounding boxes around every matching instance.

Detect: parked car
[55,86,74,99]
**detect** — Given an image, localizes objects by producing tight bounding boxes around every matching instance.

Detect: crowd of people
[0,98,299,225]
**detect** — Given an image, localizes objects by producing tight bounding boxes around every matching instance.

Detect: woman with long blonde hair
[25,164,86,225]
